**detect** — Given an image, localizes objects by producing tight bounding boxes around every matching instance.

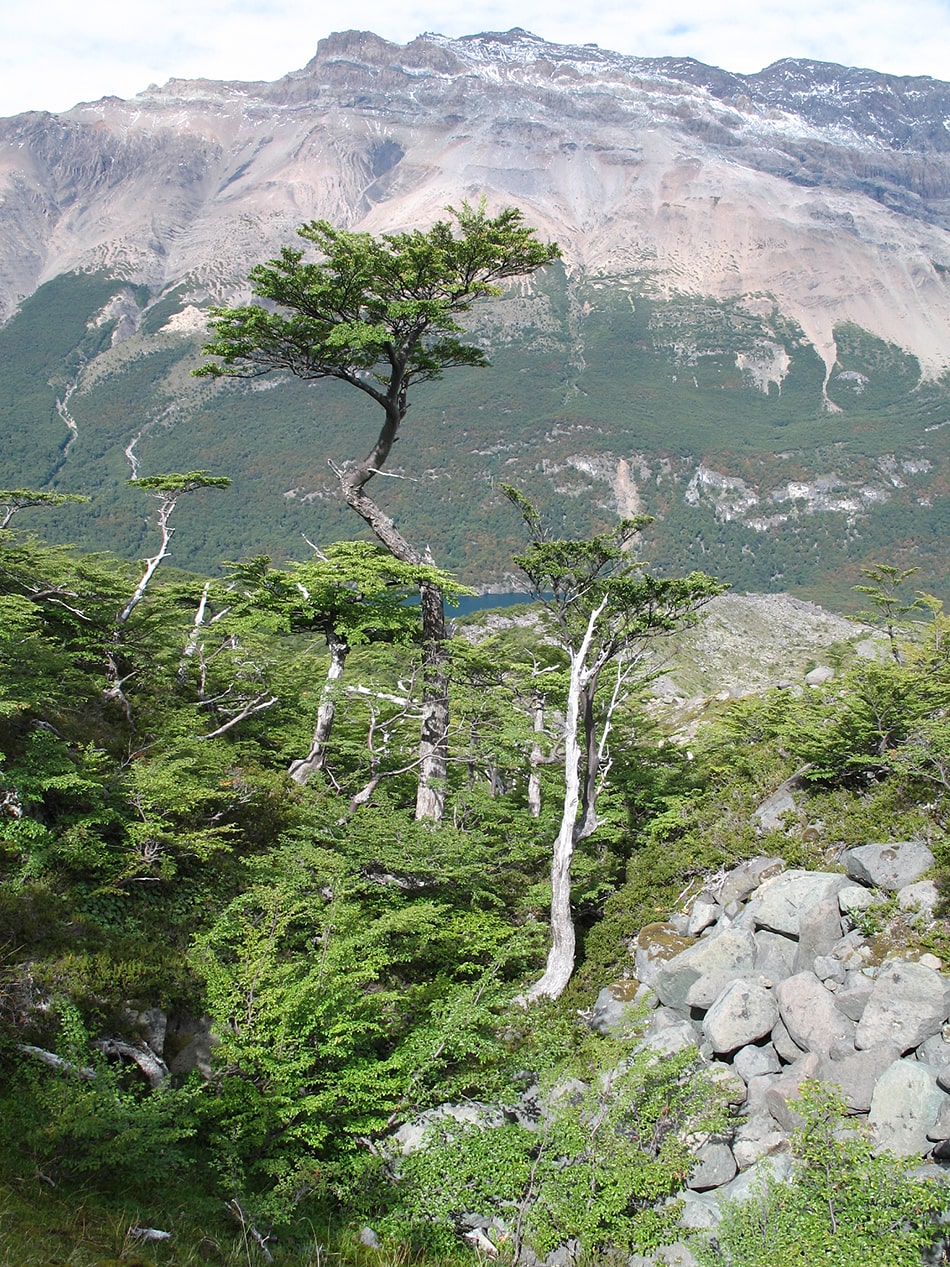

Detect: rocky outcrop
[593,840,949,1201]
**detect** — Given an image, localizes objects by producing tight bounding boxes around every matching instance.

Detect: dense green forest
[2,261,949,607]
[1,486,950,1264]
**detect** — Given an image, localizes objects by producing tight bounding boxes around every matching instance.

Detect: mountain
[2,28,950,601]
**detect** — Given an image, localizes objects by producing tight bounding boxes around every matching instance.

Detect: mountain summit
[1,31,949,598]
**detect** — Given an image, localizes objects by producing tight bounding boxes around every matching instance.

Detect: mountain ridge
[1,30,950,602]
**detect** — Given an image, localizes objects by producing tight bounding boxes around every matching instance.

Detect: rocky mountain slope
[2,30,950,600]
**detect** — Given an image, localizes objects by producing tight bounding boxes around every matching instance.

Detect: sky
[4,0,950,119]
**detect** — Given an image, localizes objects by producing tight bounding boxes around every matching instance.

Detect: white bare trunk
[528,694,544,818]
[289,633,348,784]
[520,598,607,1003]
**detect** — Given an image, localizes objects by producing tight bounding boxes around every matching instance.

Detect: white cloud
[3,0,950,119]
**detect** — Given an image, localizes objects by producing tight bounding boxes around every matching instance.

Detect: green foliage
[390,1031,720,1259]
[695,1082,947,1267]
[197,203,561,395]
[0,1000,198,1200]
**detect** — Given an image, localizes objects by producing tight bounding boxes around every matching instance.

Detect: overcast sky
[4,0,950,119]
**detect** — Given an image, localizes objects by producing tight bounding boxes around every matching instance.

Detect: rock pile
[592,841,950,1227]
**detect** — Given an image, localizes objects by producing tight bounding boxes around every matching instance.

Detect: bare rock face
[5,29,950,382]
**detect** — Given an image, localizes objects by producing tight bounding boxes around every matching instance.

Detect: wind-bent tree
[0,488,89,530]
[504,486,725,1001]
[195,202,560,820]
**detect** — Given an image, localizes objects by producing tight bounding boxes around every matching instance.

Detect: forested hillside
[1,484,949,1263]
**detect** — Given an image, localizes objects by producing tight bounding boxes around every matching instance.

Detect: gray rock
[733,1042,781,1082]
[817,1043,902,1112]
[687,893,721,936]
[643,1017,700,1057]
[833,973,874,1022]
[676,1189,722,1229]
[633,922,693,988]
[589,982,644,1036]
[718,857,784,907]
[745,1072,780,1115]
[658,1242,701,1267]
[813,955,847,985]
[918,1034,950,1067]
[845,842,935,892]
[359,1227,381,1249]
[686,971,773,1011]
[831,929,874,970]
[714,1154,793,1204]
[898,880,939,916]
[655,929,758,1011]
[706,1061,748,1106]
[771,1016,806,1063]
[745,870,849,937]
[939,1066,950,1094]
[764,1053,822,1130]
[753,787,798,832]
[166,1015,218,1078]
[926,1097,950,1142]
[732,1116,787,1170]
[775,972,855,1056]
[855,960,950,1053]
[869,1059,946,1157]
[754,929,798,979]
[703,981,779,1055]
[838,884,875,915]
[687,1141,738,1191]
[794,897,843,972]
[392,1103,505,1154]
[804,665,834,685]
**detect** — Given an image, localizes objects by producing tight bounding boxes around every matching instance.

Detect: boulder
[918,1034,950,1068]
[588,981,646,1036]
[732,1116,787,1170]
[718,857,784,907]
[926,1097,950,1142]
[771,1016,806,1063]
[705,1060,748,1106]
[897,880,939,916]
[830,973,873,1022]
[745,871,849,937]
[868,1059,946,1157]
[676,1189,722,1229]
[686,971,773,1011]
[845,842,935,892]
[754,929,798,979]
[813,955,847,985]
[687,1141,738,1191]
[733,1042,781,1082]
[817,1043,901,1112]
[687,892,721,936]
[838,884,875,915]
[643,1015,700,1057]
[764,1053,822,1131]
[753,787,798,832]
[855,960,950,1053]
[794,897,843,972]
[775,972,855,1056]
[714,1154,793,1204]
[703,981,779,1055]
[655,929,758,1011]
[633,922,693,987]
